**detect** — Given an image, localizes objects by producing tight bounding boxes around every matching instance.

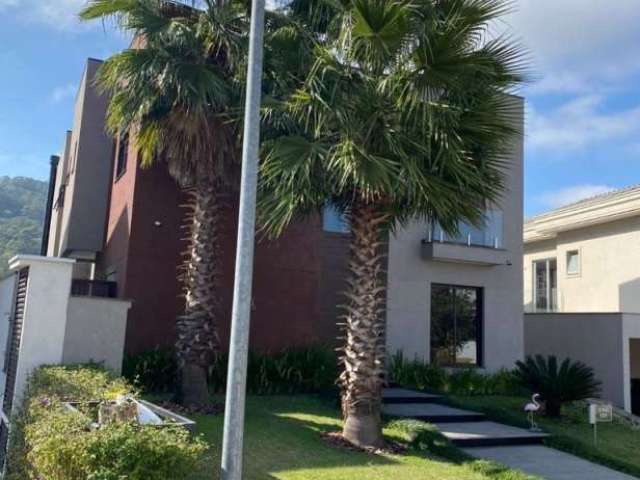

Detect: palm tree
[259,0,528,447]
[80,0,248,406]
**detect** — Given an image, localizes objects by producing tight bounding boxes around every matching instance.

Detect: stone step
[383,402,486,423]
[382,388,442,404]
[436,421,549,448]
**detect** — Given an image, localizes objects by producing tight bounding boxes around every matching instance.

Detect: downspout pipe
[40,155,60,256]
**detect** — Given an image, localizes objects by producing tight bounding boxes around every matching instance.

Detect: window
[566,250,580,275]
[322,205,349,234]
[429,210,503,248]
[430,284,483,367]
[115,132,129,179]
[533,258,557,312]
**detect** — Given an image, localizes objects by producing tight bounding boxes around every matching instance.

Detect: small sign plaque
[589,403,613,424]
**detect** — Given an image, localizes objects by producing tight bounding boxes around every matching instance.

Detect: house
[43,58,351,357]
[385,97,525,372]
[41,58,526,373]
[523,186,640,413]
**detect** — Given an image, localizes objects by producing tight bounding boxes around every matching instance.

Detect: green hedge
[124,345,339,396]
[389,352,525,396]
[6,365,207,480]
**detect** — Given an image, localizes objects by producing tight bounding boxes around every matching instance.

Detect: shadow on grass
[191,396,398,480]
[389,419,538,480]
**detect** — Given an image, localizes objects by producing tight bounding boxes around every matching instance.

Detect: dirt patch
[320,431,408,455]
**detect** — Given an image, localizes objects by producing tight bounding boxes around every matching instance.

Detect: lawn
[447,395,640,478]
[188,396,539,480]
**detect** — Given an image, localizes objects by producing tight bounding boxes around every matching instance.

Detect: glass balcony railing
[427,210,504,249]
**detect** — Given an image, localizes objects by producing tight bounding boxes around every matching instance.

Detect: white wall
[386,97,524,371]
[11,257,75,409]
[524,216,640,313]
[64,296,131,373]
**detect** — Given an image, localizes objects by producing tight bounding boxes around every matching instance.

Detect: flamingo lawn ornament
[524,393,542,432]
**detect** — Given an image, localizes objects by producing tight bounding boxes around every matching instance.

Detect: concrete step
[382,388,442,404]
[383,402,486,423]
[436,421,549,448]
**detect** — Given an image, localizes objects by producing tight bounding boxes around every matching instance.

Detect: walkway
[383,388,637,480]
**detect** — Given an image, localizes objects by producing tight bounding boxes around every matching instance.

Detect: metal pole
[220,1,266,479]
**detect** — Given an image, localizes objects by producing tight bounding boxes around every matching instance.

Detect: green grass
[446,395,640,479]
[188,396,540,480]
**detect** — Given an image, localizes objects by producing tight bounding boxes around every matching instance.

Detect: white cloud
[49,84,77,104]
[538,184,615,209]
[502,0,640,95]
[0,0,93,31]
[528,95,640,151]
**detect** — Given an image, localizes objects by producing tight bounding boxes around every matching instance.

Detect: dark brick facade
[97,140,349,355]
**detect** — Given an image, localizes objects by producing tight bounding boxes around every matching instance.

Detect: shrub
[389,352,522,396]
[122,348,178,394]
[6,365,206,480]
[210,345,338,395]
[389,352,447,392]
[514,355,601,417]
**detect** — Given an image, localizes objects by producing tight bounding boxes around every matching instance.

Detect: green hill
[0,177,48,277]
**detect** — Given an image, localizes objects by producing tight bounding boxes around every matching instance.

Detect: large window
[430,284,483,367]
[428,210,503,248]
[115,132,129,179]
[533,258,557,312]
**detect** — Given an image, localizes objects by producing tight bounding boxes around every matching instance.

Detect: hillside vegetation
[0,177,48,277]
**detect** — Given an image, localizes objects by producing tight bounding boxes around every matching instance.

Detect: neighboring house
[523,186,640,413]
[42,58,526,373]
[386,97,525,372]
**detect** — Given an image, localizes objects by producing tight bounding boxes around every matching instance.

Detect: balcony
[422,212,509,266]
[71,279,118,299]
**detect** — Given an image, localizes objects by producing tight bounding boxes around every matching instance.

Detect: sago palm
[260,0,528,447]
[80,0,248,406]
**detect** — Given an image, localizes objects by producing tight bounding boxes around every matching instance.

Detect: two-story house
[42,58,526,373]
[524,187,640,413]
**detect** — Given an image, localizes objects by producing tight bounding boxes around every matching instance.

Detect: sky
[0,1,639,217]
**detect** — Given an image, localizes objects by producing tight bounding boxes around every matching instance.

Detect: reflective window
[533,258,557,312]
[429,210,503,248]
[431,284,483,367]
[323,205,349,234]
[566,250,580,275]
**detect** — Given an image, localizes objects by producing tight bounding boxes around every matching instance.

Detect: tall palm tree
[260,0,528,447]
[80,0,248,406]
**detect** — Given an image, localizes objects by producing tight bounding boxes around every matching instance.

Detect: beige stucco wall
[524,215,640,313]
[386,97,524,371]
[64,296,131,373]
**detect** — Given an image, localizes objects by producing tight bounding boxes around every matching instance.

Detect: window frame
[566,249,581,277]
[114,132,129,181]
[532,257,558,312]
[430,283,484,368]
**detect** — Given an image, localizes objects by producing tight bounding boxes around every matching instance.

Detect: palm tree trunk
[176,180,222,407]
[339,202,389,448]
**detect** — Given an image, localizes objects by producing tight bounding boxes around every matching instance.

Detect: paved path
[464,445,638,480]
[383,388,639,480]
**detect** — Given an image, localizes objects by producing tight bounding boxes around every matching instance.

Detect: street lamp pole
[220,0,266,479]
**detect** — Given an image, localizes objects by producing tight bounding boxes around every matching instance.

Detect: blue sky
[0,0,639,217]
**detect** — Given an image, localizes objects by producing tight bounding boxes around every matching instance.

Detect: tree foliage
[0,177,47,277]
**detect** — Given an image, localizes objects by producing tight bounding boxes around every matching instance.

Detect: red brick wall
[99,151,348,356]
